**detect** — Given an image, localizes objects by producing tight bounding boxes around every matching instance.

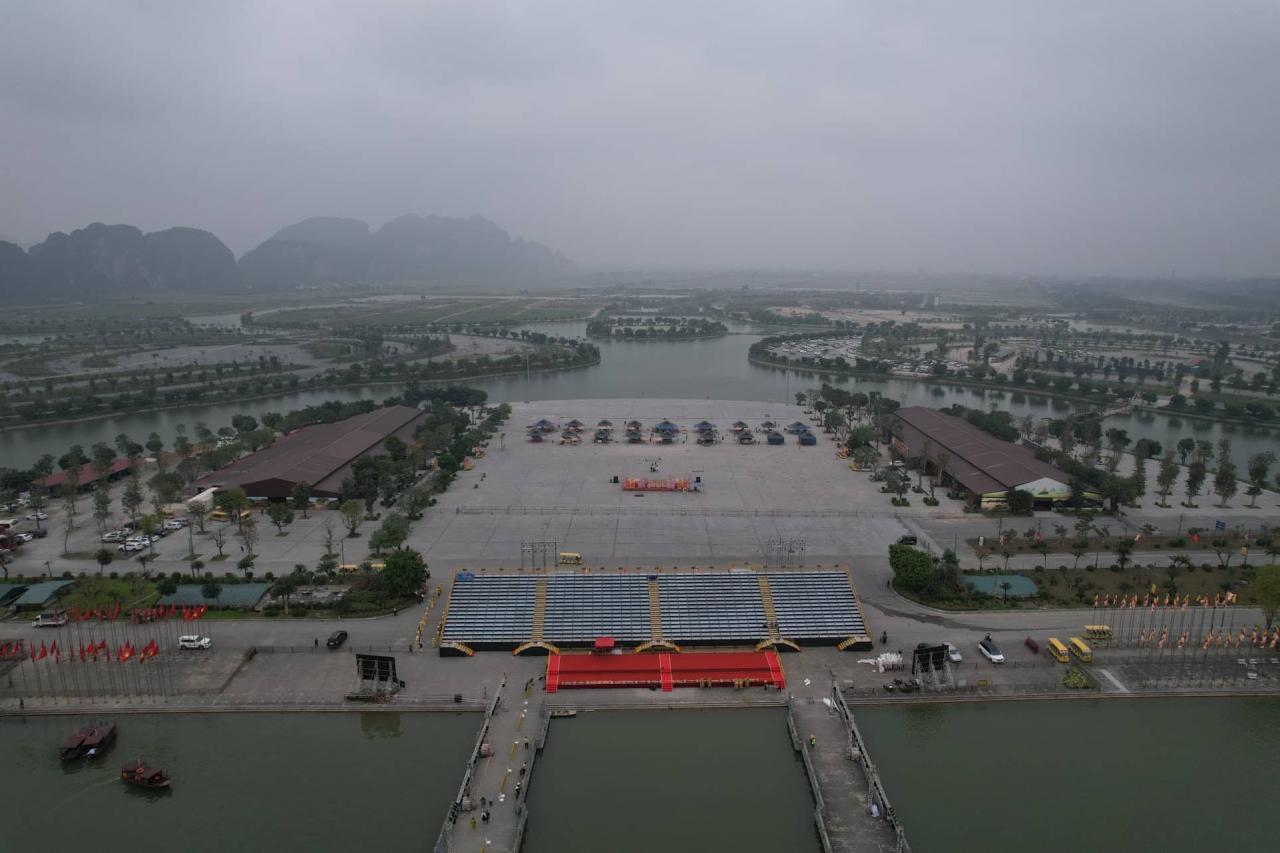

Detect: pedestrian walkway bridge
[439,567,873,653]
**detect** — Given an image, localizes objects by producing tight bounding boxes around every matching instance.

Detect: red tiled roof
[890,407,1064,495]
[195,405,426,498]
[36,458,133,490]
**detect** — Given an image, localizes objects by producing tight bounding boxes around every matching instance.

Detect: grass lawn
[913,562,1274,610]
[58,576,160,611]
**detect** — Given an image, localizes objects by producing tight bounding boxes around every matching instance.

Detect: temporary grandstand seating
[440,569,872,652]
[658,574,766,643]
[441,576,536,648]
[767,571,867,642]
[541,575,651,643]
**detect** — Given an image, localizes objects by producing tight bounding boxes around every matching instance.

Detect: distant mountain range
[0,215,574,300]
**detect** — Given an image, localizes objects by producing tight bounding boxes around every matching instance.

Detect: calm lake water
[856,698,1280,853]
[0,712,476,853]
[0,319,1270,470]
[523,709,817,853]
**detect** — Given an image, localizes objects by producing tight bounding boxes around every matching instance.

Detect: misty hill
[0,223,241,300]
[238,214,575,288]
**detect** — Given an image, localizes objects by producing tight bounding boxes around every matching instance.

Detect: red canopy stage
[545,650,785,693]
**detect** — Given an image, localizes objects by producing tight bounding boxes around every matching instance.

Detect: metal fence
[456,505,963,520]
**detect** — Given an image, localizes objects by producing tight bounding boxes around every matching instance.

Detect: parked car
[326,630,349,649]
[117,540,145,553]
[978,635,1005,664]
[896,535,918,546]
[164,519,187,530]
[25,512,48,521]
[945,642,962,663]
[177,635,211,650]
[32,610,68,628]
[13,532,33,543]
[30,528,48,539]
[102,532,124,543]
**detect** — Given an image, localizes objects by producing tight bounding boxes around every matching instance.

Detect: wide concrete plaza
[413,400,923,568]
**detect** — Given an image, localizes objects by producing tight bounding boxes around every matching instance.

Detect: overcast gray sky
[2,1,1278,276]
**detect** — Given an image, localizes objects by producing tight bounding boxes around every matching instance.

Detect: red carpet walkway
[545,650,785,692]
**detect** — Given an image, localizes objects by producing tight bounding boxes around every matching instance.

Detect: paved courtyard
[413,400,931,569]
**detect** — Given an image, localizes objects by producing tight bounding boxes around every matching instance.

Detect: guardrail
[833,682,911,853]
[434,675,505,853]
[786,698,833,853]
[455,505,964,520]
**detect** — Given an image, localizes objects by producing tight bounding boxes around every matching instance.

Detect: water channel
[856,697,1280,853]
[1,320,1272,471]
[0,712,476,853]
[523,708,816,853]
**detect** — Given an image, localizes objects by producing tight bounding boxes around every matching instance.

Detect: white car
[117,540,145,553]
[945,642,962,664]
[177,635,211,650]
[978,636,1005,664]
[13,532,33,543]
[164,519,186,530]
[102,532,124,543]
[25,512,48,521]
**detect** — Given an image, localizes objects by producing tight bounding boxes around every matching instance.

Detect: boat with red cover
[121,760,171,789]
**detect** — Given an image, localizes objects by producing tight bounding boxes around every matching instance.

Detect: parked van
[1068,637,1093,663]
[558,552,583,565]
[1046,637,1069,663]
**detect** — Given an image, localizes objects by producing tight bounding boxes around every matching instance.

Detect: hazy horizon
[3,1,1279,278]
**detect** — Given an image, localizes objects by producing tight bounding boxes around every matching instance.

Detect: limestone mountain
[238,214,575,288]
[0,223,241,300]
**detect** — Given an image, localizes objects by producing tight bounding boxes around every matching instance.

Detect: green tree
[888,544,935,591]
[156,578,178,597]
[1213,440,1238,508]
[1155,449,1178,507]
[187,500,209,533]
[1006,488,1034,515]
[271,570,303,614]
[95,548,114,576]
[1253,565,1280,631]
[369,512,409,554]
[1246,452,1276,508]
[122,470,145,521]
[290,481,312,518]
[339,499,364,537]
[92,486,112,534]
[201,580,222,601]
[1184,459,1206,507]
[267,502,295,535]
[382,548,428,598]
[1176,437,1196,464]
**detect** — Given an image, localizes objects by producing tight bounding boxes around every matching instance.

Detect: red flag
[97,639,108,653]
[30,644,37,661]
[50,641,61,661]
[111,601,122,621]
[37,642,47,660]
[1191,532,1200,543]
[167,603,176,619]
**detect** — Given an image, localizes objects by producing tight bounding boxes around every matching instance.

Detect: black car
[30,528,48,539]
[326,630,348,649]
[896,535,918,546]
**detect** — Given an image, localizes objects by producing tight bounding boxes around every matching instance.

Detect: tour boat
[59,723,117,761]
[59,727,92,761]
[80,723,117,759]
[121,760,171,789]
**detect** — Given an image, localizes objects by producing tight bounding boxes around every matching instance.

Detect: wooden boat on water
[121,760,171,789]
[80,723,117,758]
[59,723,117,761]
[59,727,92,762]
